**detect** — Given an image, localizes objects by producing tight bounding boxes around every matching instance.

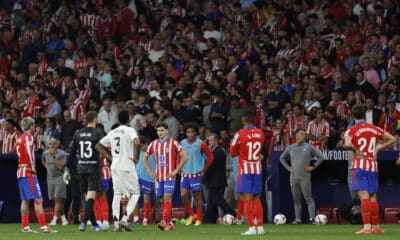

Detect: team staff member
[64,111,105,232]
[42,138,69,226]
[280,128,324,224]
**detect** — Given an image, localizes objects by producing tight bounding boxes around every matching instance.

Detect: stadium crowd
[1,0,400,227]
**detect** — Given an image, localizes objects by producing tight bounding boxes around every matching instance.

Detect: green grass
[1,223,399,240]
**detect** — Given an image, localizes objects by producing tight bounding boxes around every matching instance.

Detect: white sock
[112,194,122,224]
[61,215,67,221]
[52,216,57,221]
[364,224,372,229]
[125,193,140,222]
[133,216,139,222]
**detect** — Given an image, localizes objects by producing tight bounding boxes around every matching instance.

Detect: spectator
[209,92,229,134]
[60,110,82,152]
[98,98,118,133]
[1,119,19,154]
[42,117,61,149]
[156,102,179,139]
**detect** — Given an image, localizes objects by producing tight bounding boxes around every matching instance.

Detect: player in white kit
[96,110,140,231]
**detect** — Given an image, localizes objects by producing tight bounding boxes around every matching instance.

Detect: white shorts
[111,169,140,197]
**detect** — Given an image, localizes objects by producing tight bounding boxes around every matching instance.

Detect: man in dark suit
[365,97,382,126]
[203,134,236,223]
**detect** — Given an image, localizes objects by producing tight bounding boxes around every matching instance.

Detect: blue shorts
[155,180,175,197]
[102,179,111,191]
[236,174,262,194]
[18,176,42,200]
[180,176,202,192]
[140,178,154,195]
[351,169,378,194]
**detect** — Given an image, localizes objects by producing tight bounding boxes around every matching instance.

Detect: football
[314,214,328,225]
[222,214,235,225]
[273,214,287,224]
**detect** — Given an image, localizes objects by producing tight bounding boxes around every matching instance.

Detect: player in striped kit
[230,112,265,235]
[143,123,187,231]
[136,136,156,226]
[17,117,56,233]
[307,107,330,150]
[180,123,214,226]
[94,149,111,229]
[344,104,396,234]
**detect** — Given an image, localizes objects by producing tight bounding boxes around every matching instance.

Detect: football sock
[243,200,255,227]
[143,202,151,219]
[253,200,264,226]
[37,213,46,227]
[94,198,102,222]
[100,196,109,222]
[21,214,29,228]
[237,200,244,220]
[361,199,371,228]
[123,193,140,222]
[112,194,122,223]
[163,201,172,222]
[84,199,98,227]
[184,204,195,217]
[196,207,202,222]
[370,201,380,226]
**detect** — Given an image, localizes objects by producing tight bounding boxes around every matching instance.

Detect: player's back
[107,125,137,170]
[73,127,102,173]
[16,133,36,178]
[346,122,385,171]
[231,127,264,175]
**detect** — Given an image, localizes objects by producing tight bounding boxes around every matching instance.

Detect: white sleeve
[100,133,111,147]
[129,128,138,142]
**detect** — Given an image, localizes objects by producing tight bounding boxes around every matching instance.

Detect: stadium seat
[383,207,400,224]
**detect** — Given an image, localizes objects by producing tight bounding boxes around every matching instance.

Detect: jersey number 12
[246,142,261,160]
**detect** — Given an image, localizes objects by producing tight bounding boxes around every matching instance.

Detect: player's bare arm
[169,150,188,177]
[95,143,113,161]
[374,132,396,157]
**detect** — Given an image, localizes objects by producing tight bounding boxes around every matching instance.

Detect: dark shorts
[79,170,102,193]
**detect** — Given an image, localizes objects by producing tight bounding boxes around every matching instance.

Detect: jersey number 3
[246,142,261,160]
[79,141,93,158]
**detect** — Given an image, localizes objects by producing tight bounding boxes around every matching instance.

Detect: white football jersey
[100,125,138,171]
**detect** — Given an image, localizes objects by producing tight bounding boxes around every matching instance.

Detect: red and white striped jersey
[344,122,385,172]
[5,87,16,103]
[101,156,111,180]
[230,126,264,175]
[307,119,330,150]
[38,60,48,77]
[76,87,91,106]
[146,138,183,182]
[387,54,400,70]
[328,100,350,118]
[74,58,89,70]
[276,48,296,59]
[23,95,41,118]
[16,133,36,178]
[69,98,85,122]
[28,73,39,83]
[2,130,18,154]
[34,132,44,151]
[80,13,99,40]
[0,15,14,30]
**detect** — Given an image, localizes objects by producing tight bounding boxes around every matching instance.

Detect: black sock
[85,199,98,227]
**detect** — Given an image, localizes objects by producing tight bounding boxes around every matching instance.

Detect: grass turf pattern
[1,223,399,240]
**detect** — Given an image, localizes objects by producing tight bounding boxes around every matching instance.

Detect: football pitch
[1,223,399,240]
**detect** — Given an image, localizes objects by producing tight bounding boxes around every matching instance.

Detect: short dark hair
[118,110,130,124]
[242,111,254,124]
[184,122,199,132]
[86,111,98,123]
[295,128,306,135]
[156,122,169,129]
[351,104,366,119]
